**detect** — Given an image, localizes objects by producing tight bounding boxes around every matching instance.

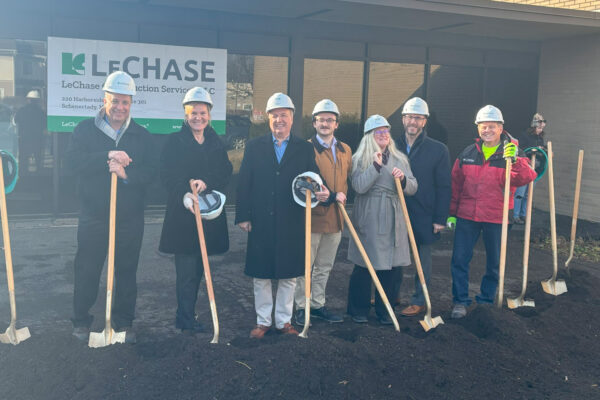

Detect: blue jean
[451,218,502,306]
[513,184,528,218]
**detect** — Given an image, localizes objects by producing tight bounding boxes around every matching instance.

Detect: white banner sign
[47,37,227,134]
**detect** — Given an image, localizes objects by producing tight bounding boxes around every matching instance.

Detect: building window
[367,62,424,140]
[302,58,363,150]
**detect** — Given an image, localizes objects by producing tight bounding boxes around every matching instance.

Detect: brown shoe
[276,323,299,335]
[400,304,426,317]
[249,324,270,339]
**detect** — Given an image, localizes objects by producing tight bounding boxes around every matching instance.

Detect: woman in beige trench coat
[346,115,417,325]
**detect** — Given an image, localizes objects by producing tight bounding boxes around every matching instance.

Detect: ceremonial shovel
[541,142,567,296]
[338,202,400,332]
[394,178,443,331]
[507,153,537,309]
[299,189,312,338]
[190,180,219,344]
[564,150,584,271]
[496,144,512,309]
[0,157,30,345]
[89,173,126,347]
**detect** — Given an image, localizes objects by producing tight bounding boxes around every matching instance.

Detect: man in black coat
[394,97,451,317]
[236,93,329,339]
[66,71,156,343]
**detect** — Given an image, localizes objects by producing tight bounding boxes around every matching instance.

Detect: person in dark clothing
[394,97,451,317]
[513,113,548,224]
[158,87,232,335]
[14,90,45,172]
[235,92,330,339]
[66,71,156,343]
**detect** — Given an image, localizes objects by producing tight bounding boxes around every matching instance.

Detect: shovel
[89,173,126,347]
[0,157,30,345]
[495,149,512,309]
[564,150,584,271]
[541,141,567,296]
[299,189,312,338]
[395,178,444,332]
[338,202,400,332]
[507,153,536,309]
[394,178,443,331]
[191,180,219,344]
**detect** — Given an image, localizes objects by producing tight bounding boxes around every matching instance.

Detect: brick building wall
[492,0,600,11]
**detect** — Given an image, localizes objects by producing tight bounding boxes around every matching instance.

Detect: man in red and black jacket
[447,105,536,319]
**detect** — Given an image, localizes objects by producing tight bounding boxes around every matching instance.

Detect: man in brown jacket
[294,99,352,325]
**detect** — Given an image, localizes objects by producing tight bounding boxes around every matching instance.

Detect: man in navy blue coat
[394,97,451,316]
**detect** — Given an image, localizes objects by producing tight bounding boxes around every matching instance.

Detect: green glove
[503,142,517,163]
[446,216,457,230]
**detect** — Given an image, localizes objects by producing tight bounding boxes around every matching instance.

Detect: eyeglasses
[403,115,426,122]
[374,129,390,136]
[315,117,337,124]
[535,120,547,124]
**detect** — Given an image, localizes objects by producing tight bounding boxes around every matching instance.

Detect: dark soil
[1,213,599,399]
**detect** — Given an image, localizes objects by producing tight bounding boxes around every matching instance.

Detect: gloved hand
[183,192,195,214]
[446,216,457,230]
[503,142,517,163]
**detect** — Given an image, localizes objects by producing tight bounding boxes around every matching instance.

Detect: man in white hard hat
[66,71,157,342]
[393,97,451,317]
[13,89,46,172]
[293,99,352,326]
[236,92,330,339]
[447,105,536,319]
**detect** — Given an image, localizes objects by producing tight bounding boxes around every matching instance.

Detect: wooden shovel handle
[0,157,15,294]
[496,157,511,308]
[547,142,558,281]
[190,180,219,342]
[337,202,400,331]
[566,150,584,267]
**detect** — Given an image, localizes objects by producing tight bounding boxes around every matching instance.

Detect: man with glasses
[394,97,451,317]
[293,99,352,326]
[66,71,157,343]
[236,93,330,339]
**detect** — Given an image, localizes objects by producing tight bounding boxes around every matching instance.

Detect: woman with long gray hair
[346,115,417,325]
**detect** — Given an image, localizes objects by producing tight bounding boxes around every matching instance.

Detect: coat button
[270,211,274,216]
[276,171,280,176]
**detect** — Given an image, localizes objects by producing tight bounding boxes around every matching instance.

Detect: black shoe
[180,321,205,335]
[72,326,90,341]
[311,307,343,323]
[378,314,394,325]
[351,314,368,324]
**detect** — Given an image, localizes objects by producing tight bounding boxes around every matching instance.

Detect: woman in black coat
[159,87,232,334]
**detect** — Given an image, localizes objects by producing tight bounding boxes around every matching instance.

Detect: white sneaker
[451,304,467,319]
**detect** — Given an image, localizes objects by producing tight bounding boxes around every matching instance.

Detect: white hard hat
[266,92,295,113]
[292,172,323,208]
[312,99,340,117]
[26,90,40,99]
[183,190,226,220]
[182,87,213,109]
[475,105,504,124]
[103,71,136,96]
[364,114,390,134]
[402,97,429,116]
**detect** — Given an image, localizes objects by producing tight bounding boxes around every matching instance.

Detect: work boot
[72,326,90,342]
[451,304,467,319]
[400,304,426,317]
[311,307,343,323]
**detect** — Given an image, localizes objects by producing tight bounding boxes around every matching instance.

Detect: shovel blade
[420,315,444,332]
[88,329,126,348]
[507,297,535,309]
[0,325,31,345]
[541,279,568,296]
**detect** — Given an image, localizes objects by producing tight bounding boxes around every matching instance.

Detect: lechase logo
[62,53,85,75]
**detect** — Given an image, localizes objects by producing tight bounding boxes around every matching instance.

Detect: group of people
[67,71,537,343]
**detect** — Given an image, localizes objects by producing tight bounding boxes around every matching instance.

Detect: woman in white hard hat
[346,115,417,325]
[158,87,232,335]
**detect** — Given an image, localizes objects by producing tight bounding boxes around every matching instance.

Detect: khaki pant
[294,231,342,310]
